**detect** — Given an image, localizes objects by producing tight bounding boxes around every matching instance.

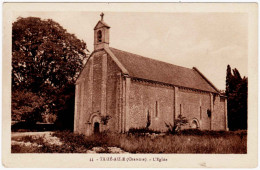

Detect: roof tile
[109,47,218,93]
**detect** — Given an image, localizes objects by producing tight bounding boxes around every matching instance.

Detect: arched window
[200,106,202,119]
[97,30,102,42]
[191,119,200,129]
[180,104,182,116]
[155,101,159,117]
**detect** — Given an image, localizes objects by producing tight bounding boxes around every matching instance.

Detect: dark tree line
[226,65,248,130]
[12,17,88,130]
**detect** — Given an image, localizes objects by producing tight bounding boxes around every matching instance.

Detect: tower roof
[94,13,110,29]
[94,20,110,29]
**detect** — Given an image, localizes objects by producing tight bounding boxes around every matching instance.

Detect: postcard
[2,2,258,168]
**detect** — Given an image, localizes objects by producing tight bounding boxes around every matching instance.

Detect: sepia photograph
[2,2,258,168]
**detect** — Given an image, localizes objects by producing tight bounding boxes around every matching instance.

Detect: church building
[74,14,228,136]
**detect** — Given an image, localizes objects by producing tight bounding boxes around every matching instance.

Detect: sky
[13,11,248,90]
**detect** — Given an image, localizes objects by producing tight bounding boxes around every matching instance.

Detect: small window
[180,104,182,116]
[155,101,159,117]
[207,109,211,118]
[200,106,202,119]
[97,30,102,42]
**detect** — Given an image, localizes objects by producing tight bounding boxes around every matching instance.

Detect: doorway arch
[88,112,101,135]
[190,118,200,129]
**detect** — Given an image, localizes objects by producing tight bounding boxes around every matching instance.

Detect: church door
[94,122,100,134]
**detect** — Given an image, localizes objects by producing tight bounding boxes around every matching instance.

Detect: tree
[12,17,88,90]
[12,17,88,128]
[225,65,232,96]
[12,89,45,122]
[226,65,248,130]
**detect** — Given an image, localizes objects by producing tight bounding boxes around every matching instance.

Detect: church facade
[74,15,228,136]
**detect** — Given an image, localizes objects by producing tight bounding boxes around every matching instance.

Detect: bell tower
[94,12,110,50]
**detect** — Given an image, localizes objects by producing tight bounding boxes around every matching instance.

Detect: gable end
[76,48,129,84]
[192,67,220,93]
[94,21,110,30]
[104,47,129,75]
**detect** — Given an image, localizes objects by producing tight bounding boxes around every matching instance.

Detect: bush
[165,114,188,134]
[42,114,57,123]
[128,128,161,135]
[178,129,227,136]
[101,115,111,125]
[11,121,56,132]
[53,131,111,150]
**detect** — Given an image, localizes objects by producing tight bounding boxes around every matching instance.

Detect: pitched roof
[109,47,219,93]
[94,20,110,29]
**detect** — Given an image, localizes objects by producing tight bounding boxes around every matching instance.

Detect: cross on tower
[100,12,104,21]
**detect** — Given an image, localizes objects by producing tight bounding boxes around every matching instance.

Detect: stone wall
[75,49,227,135]
[105,55,121,132]
[177,88,211,130]
[74,51,107,135]
[74,50,122,135]
[177,88,227,131]
[212,95,227,130]
[74,56,93,135]
[128,80,174,132]
[92,53,103,113]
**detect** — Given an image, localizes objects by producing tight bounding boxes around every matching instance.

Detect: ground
[11,130,247,154]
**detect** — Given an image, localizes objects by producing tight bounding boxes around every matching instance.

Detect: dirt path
[12,131,63,148]
[11,132,129,153]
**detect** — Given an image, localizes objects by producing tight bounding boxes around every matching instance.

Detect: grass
[115,133,246,153]
[11,130,247,154]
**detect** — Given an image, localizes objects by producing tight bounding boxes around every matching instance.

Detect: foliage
[54,131,110,147]
[101,115,112,125]
[165,114,188,134]
[12,17,88,126]
[11,121,56,132]
[128,128,160,135]
[177,129,247,137]
[12,130,247,154]
[12,89,45,122]
[117,130,247,154]
[226,65,248,130]
[42,114,57,123]
[54,84,75,130]
[12,17,88,90]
